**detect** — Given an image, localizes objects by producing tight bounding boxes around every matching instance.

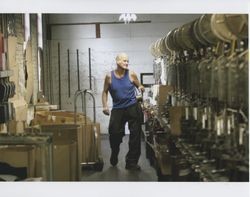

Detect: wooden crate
[169,106,185,136]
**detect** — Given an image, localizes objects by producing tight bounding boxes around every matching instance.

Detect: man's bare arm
[102,74,111,115]
[130,70,145,93]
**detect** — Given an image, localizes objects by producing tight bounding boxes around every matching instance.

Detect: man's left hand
[138,85,145,93]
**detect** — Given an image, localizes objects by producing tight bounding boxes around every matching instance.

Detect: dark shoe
[110,153,118,166]
[125,163,141,171]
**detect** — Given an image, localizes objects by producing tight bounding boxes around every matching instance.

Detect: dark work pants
[108,103,142,165]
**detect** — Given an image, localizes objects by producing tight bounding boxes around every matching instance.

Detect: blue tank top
[109,70,137,109]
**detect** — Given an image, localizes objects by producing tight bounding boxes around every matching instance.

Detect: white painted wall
[49,14,200,133]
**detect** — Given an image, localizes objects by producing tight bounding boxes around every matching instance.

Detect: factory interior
[0,7,249,196]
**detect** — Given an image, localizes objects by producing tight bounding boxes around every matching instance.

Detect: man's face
[117,55,129,70]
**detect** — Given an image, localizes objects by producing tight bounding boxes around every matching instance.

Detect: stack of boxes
[31,110,102,181]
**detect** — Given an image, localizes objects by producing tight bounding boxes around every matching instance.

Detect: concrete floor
[81,134,158,181]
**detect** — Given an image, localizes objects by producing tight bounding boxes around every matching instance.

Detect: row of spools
[150,14,248,57]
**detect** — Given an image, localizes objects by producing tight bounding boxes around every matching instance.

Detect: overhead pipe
[49,20,151,26]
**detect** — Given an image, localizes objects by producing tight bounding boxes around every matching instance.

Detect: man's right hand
[103,107,110,116]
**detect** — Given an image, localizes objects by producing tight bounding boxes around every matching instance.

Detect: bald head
[116,53,128,63]
[115,53,129,70]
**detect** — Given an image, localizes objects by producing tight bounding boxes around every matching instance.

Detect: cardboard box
[79,123,101,164]
[53,142,77,181]
[31,111,102,179]
[34,146,49,181]
[34,142,78,181]
[0,145,36,178]
[10,99,28,122]
[153,85,173,115]
[35,103,58,111]
[157,85,173,106]
[32,111,91,125]
[40,124,79,144]
[7,36,17,68]
[38,124,80,181]
[92,123,101,159]
[169,106,185,136]
[38,122,101,168]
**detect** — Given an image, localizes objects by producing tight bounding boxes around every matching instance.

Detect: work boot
[110,152,118,166]
[125,163,141,171]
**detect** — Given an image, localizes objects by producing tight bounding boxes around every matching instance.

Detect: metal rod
[50,41,54,104]
[58,42,61,109]
[74,90,83,124]
[76,50,84,112]
[88,48,92,90]
[76,49,80,91]
[39,48,45,94]
[47,40,52,103]
[49,20,151,26]
[84,89,96,123]
[83,93,88,162]
[67,49,71,97]
[74,91,79,124]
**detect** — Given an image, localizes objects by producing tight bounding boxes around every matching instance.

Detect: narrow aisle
[81,134,158,181]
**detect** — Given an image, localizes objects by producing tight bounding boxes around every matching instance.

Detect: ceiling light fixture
[119,13,137,24]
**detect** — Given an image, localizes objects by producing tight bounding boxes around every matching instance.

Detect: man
[102,53,145,170]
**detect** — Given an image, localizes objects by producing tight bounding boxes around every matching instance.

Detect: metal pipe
[67,49,71,97]
[76,50,84,112]
[39,47,45,94]
[49,42,55,103]
[58,42,61,109]
[49,20,151,26]
[47,40,53,103]
[76,49,80,91]
[74,90,82,124]
[83,91,88,162]
[88,48,92,90]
